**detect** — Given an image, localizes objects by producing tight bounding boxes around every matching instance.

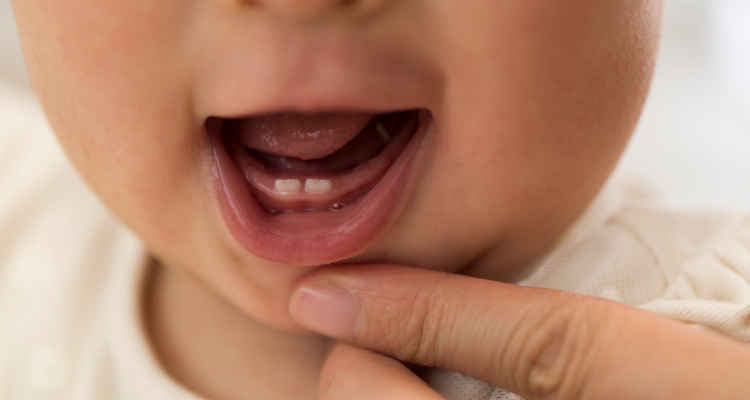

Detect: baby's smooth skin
[12,0,661,399]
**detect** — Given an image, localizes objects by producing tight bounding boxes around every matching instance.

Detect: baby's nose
[236,0,386,20]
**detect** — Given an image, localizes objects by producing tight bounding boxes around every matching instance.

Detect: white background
[1,0,749,211]
[618,0,750,212]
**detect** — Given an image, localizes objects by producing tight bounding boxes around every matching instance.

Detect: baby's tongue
[235,113,374,161]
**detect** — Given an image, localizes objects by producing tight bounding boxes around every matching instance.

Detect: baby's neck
[144,261,329,400]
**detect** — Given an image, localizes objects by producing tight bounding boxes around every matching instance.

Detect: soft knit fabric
[2,79,750,399]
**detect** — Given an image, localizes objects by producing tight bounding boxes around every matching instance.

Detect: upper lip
[195,38,439,120]
[205,88,436,121]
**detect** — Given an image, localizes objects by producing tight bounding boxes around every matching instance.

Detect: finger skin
[294,265,750,400]
[320,341,446,400]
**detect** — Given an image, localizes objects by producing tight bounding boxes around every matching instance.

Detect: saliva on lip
[329,202,346,211]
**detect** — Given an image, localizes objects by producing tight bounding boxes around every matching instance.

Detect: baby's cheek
[14,0,209,248]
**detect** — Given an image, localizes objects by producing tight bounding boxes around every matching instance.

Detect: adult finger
[320,341,445,400]
[290,264,750,400]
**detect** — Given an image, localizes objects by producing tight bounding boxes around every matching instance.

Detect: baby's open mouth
[209,109,430,265]
[225,111,417,213]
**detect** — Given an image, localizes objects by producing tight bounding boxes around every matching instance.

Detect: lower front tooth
[274,179,301,194]
[305,179,333,194]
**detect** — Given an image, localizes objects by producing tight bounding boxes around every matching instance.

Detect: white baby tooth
[274,179,301,194]
[376,123,391,143]
[304,179,333,194]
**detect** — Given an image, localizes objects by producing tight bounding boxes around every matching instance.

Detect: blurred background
[1,0,749,211]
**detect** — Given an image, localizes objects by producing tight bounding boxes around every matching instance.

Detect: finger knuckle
[511,295,608,400]
[391,278,456,366]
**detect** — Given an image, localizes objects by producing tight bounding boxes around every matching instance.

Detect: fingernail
[291,283,358,340]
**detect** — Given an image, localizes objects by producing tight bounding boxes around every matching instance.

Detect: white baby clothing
[2,78,750,400]
[425,180,750,399]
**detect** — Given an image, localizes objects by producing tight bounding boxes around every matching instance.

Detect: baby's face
[13,0,661,329]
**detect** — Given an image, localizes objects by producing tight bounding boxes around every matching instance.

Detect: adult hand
[288,265,750,400]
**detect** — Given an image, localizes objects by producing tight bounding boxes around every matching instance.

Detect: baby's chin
[220,238,472,333]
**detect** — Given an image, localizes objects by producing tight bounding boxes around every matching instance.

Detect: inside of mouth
[224,110,417,214]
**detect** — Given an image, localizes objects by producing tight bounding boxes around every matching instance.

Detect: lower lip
[210,111,432,265]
